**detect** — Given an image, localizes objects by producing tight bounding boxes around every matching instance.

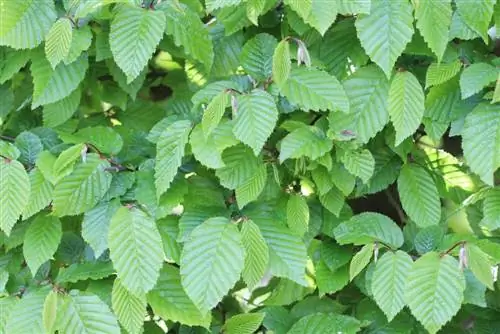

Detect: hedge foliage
[0,0,500,333]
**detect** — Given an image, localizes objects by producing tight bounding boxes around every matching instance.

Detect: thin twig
[385,189,406,223]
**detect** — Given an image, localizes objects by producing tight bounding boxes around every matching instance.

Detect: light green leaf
[397,164,441,228]
[480,188,500,230]
[311,166,334,195]
[459,63,498,99]
[240,33,277,81]
[332,65,389,143]
[206,0,242,12]
[43,290,60,333]
[272,39,291,88]
[110,5,166,83]
[23,215,62,275]
[147,264,211,328]
[233,89,278,155]
[462,103,500,185]
[56,262,115,283]
[30,49,88,108]
[286,0,337,35]
[319,187,345,216]
[64,25,92,65]
[316,262,349,296]
[286,194,309,236]
[157,217,181,263]
[349,243,373,280]
[338,0,370,15]
[57,291,120,334]
[154,120,191,198]
[455,0,496,42]
[0,48,31,84]
[424,78,462,123]
[66,126,123,156]
[180,217,245,313]
[425,60,462,88]
[22,168,53,219]
[463,269,487,307]
[246,0,268,25]
[0,158,30,235]
[5,287,50,334]
[202,91,229,138]
[43,87,81,128]
[0,297,17,333]
[449,11,481,41]
[388,71,425,145]
[287,313,361,334]
[279,66,349,112]
[190,124,225,169]
[241,220,269,290]
[108,206,164,295]
[216,145,263,189]
[279,126,333,163]
[45,18,73,69]
[334,212,404,249]
[53,153,112,216]
[223,313,265,334]
[340,149,375,183]
[53,143,85,183]
[466,244,494,290]
[161,2,214,70]
[112,278,146,334]
[355,0,414,78]
[235,163,267,209]
[245,206,307,285]
[372,251,413,321]
[330,162,356,196]
[414,0,452,61]
[0,0,57,49]
[406,253,465,334]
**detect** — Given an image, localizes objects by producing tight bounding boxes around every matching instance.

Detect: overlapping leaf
[241,220,269,290]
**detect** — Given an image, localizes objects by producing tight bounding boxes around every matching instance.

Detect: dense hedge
[0,0,500,333]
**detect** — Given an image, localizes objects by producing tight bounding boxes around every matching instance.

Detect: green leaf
[53,153,112,216]
[331,65,389,143]
[330,162,356,196]
[216,145,264,189]
[223,313,265,334]
[43,290,60,333]
[459,63,498,99]
[424,78,462,123]
[30,49,88,108]
[64,25,92,65]
[56,262,115,283]
[338,0,370,15]
[0,158,30,235]
[68,126,124,156]
[246,0,268,25]
[405,253,465,334]
[388,71,425,145]
[449,11,481,41]
[279,126,333,163]
[155,120,191,198]
[43,87,81,127]
[349,243,373,280]
[463,269,487,307]
[180,217,244,313]
[53,143,85,183]
[147,264,211,328]
[279,66,349,113]
[466,244,494,290]
[286,0,337,35]
[110,5,166,83]
[22,168,53,219]
[161,2,214,70]
[233,89,278,155]
[240,33,277,81]
[5,287,50,334]
[57,291,120,334]
[45,18,73,69]
[480,188,500,230]
[112,278,146,334]
[462,103,500,185]
[190,124,225,169]
[286,194,309,236]
[108,206,164,295]
[272,39,291,88]
[202,91,229,138]
[455,0,496,42]
[318,187,345,216]
[245,206,307,285]
[316,262,349,296]
[334,212,404,249]
[287,313,361,334]
[320,241,352,272]
[355,0,414,78]
[23,215,62,275]
[425,60,462,88]
[414,0,452,61]
[15,131,43,166]
[0,0,57,49]
[241,220,269,290]
[235,163,267,209]
[397,164,441,228]
[371,251,413,321]
[206,0,242,12]
[157,216,181,263]
[340,149,375,183]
